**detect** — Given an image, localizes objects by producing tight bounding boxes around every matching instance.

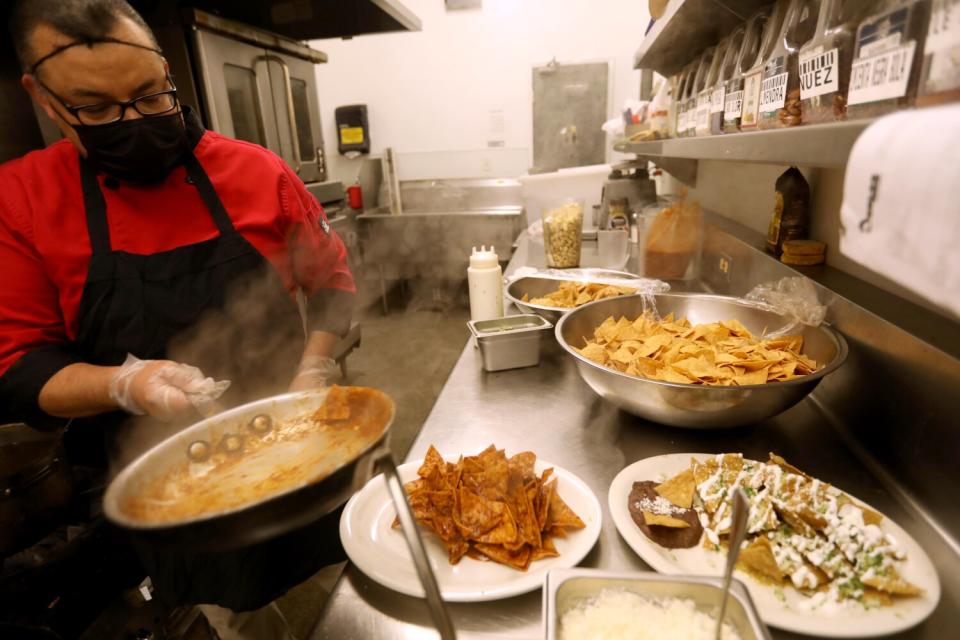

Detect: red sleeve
[0,187,79,425]
[277,166,356,336]
[0,189,73,376]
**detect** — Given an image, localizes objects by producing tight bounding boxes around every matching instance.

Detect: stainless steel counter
[311,231,960,640]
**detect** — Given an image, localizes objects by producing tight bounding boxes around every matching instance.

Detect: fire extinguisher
[347,181,363,210]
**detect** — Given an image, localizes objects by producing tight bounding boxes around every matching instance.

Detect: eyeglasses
[37,76,180,126]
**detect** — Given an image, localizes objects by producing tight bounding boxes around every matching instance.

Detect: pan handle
[375,449,457,640]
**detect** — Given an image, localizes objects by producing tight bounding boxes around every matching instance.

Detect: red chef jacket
[0,113,355,425]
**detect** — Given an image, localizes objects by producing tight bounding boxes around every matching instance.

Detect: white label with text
[695,95,711,132]
[848,41,916,105]
[724,89,744,118]
[799,47,839,99]
[711,86,726,113]
[741,70,763,125]
[759,72,790,112]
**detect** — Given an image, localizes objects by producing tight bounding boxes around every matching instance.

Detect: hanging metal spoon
[715,488,750,640]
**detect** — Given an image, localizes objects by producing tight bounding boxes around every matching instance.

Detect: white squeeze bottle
[467,245,503,322]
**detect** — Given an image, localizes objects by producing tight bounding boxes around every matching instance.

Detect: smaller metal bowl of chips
[555,293,847,428]
[544,568,771,640]
[505,269,652,325]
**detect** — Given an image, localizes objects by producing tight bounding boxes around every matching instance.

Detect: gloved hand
[289,355,339,392]
[109,354,230,420]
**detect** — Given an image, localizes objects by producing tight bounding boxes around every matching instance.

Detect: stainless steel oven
[189,10,328,185]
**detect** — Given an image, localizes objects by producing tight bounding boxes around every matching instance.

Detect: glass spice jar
[846,0,933,119]
[917,0,960,106]
[685,52,712,137]
[798,0,874,123]
[723,10,769,133]
[757,0,821,130]
[711,27,746,135]
[742,0,791,131]
[674,63,696,138]
[695,45,720,136]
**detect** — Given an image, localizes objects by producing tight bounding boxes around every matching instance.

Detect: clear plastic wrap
[744,276,826,337]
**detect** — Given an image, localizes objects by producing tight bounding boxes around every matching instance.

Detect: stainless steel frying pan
[103,386,456,639]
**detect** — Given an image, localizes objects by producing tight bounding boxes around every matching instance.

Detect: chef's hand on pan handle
[109,354,230,421]
[289,354,339,392]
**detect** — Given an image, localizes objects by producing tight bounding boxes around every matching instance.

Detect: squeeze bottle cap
[469,245,499,269]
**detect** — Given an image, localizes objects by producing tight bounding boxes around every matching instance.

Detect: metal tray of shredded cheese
[545,568,770,640]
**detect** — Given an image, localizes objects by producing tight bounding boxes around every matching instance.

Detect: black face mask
[75,112,188,184]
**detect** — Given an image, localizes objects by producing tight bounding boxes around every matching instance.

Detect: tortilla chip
[655,468,695,509]
[312,385,351,420]
[547,489,585,530]
[643,512,691,528]
[738,536,786,583]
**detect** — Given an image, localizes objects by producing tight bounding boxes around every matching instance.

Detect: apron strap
[79,158,112,256]
[183,152,239,236]
[78,150,240,255]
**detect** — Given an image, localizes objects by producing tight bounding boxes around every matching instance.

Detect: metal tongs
[715,488,749,640]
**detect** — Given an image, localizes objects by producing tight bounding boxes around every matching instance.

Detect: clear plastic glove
[109,354,230,420]
[289,355,339,392]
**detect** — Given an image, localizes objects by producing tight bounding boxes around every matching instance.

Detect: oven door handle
[255,54,302,176]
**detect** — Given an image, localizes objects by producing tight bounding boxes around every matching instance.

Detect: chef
[0,0,354,637]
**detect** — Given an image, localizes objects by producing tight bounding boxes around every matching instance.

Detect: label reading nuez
[758,72,789,112]
[848,41,916,105]
[799,48,839,99]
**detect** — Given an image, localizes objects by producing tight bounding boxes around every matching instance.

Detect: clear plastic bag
[640,191,703,280]
[542,201,584,268]
[744,276,826,337]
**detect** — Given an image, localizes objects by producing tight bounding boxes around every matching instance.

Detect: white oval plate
[340,458,602,602]
[608,453,941,637]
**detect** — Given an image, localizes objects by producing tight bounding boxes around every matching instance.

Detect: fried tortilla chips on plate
[394,445,585,571]
[577,312,821,386]
[521,281,636,309]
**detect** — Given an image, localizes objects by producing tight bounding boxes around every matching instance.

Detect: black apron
[72,138,344,610]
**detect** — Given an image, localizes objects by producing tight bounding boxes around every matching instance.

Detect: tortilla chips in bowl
[555,293,847,428]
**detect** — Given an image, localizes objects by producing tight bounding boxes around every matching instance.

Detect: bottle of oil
[766,167,810,255]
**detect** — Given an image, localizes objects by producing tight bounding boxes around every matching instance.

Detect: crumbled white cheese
[559,589,743,640]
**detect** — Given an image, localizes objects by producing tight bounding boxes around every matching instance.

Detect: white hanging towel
[840,104,960,319]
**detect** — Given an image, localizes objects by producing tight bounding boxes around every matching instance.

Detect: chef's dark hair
[9,0,159,72]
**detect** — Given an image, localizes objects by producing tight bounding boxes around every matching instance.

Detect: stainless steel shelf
[614,120,873,168]
[634,0,772,74]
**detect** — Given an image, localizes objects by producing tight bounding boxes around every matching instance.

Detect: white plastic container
[467,245,504,322]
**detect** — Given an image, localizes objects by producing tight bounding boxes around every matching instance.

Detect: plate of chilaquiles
[608,453,940,637]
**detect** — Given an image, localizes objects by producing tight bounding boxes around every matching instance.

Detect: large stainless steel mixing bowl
[555,294,847,428]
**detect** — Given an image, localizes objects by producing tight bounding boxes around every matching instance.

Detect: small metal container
[468,314,553,372]
[544,568,771,640]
